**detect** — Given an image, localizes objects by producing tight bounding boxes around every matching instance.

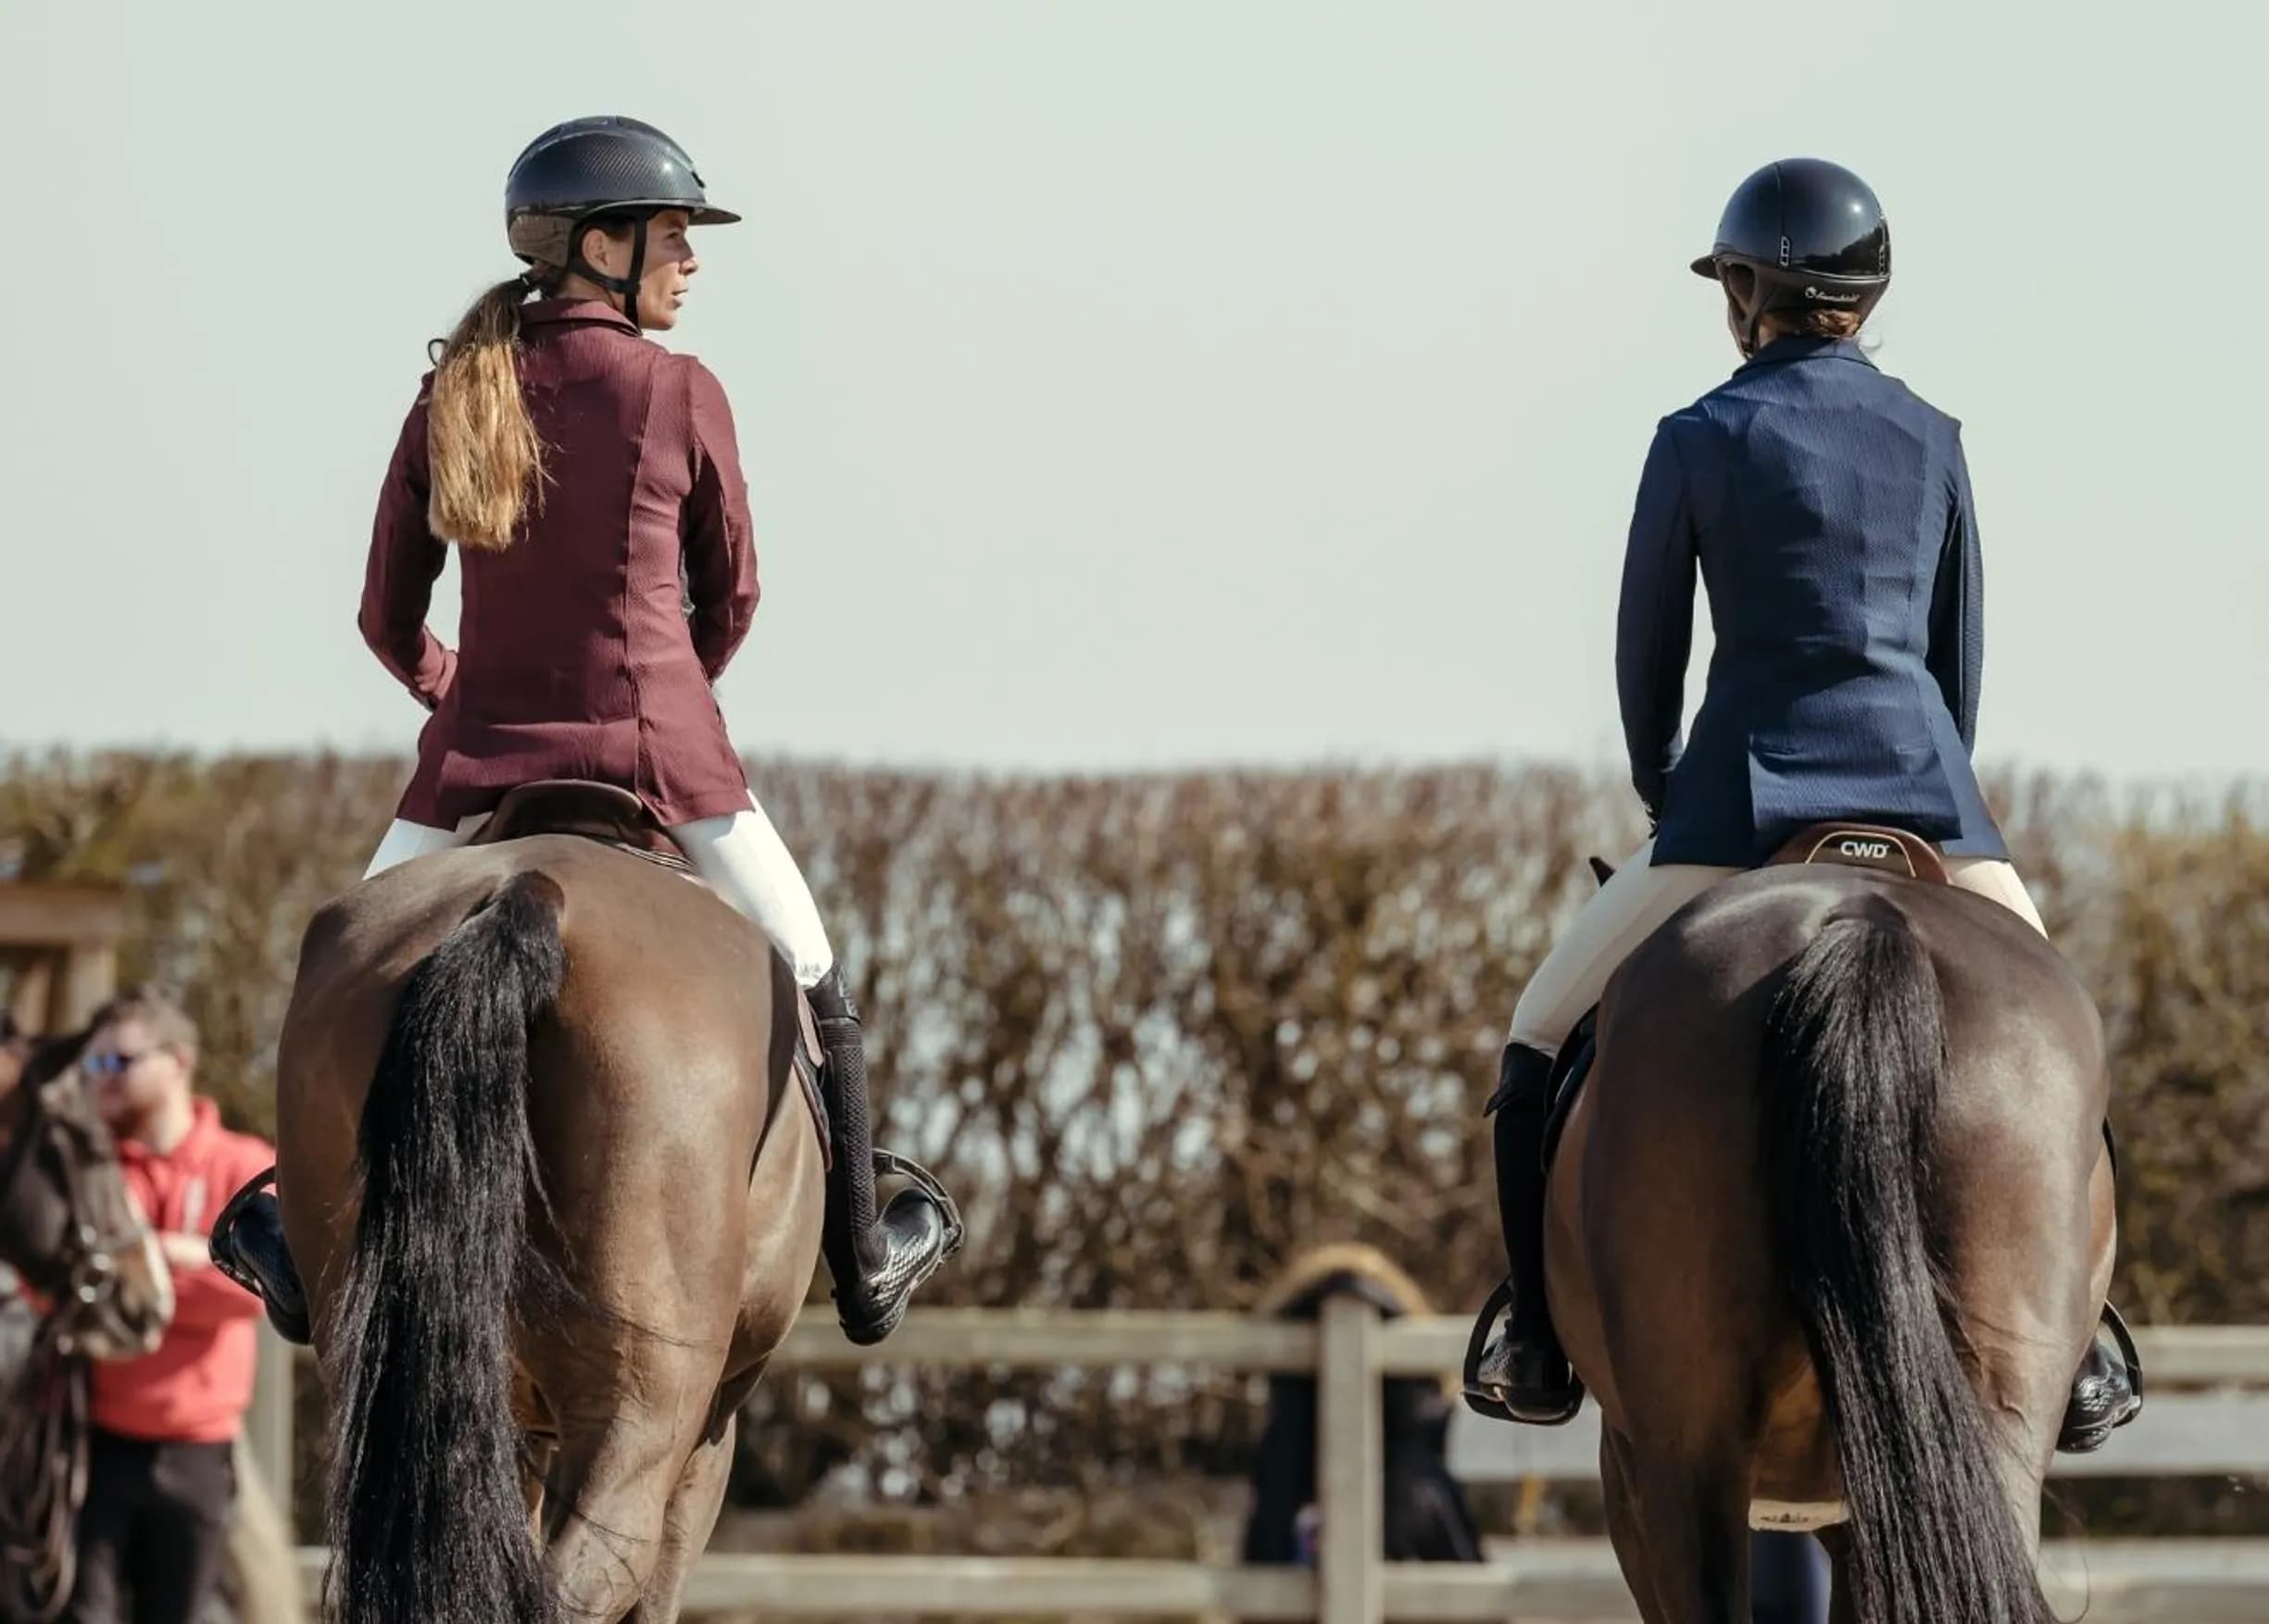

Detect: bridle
[0,1077,155,1355]
[0,1318,86,1621]
[0,1069,156,1620]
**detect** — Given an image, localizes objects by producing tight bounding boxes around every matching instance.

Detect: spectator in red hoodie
[63,987,272,1624]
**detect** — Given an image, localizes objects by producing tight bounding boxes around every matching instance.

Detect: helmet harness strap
[567,211,653,331]
[1736,233,1794,357]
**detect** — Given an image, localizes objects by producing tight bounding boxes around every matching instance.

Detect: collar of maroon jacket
[520,296,639,336]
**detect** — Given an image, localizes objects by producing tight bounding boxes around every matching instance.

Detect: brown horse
[270,793,826,1623]
[1545,858,2111,1622]
[0,1024,176,1620]
[0,1025,174,1358]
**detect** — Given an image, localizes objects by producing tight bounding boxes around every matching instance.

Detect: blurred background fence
[247,1309,2269,1620]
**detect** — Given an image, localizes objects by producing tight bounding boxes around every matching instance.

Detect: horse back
[274,837,817,1357]
[1600,865,2103,1145]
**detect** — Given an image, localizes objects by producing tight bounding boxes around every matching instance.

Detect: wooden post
[1318,1293,1384,1624]
[55,943,117,1031]
[247,1326,295,1534]
[0,885,127,1031]
[6,952,54,1033]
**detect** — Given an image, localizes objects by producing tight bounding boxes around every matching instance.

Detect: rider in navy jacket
[1464,159,2139,1459]
[1620,336,2006,867]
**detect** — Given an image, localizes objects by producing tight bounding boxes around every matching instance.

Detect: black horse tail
[1760,900,2054,1624]
[325,871,566,1624]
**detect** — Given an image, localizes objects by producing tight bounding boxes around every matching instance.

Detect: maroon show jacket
[359,298,758,829]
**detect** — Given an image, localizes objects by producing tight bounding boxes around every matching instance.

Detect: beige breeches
[1507,841,2047,1057]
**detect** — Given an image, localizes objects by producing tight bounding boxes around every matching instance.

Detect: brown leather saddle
[468,780,696,873]
[466,780,829,1166]
[1764,821,1952,885]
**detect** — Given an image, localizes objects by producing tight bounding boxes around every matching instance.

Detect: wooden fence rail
[257,1311,2269,1620]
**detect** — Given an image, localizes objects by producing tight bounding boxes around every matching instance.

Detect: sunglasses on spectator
[81,1051,153,1079]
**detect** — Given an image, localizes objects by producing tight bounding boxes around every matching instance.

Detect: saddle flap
[1767,822,1951,885]
[468,781,689,868]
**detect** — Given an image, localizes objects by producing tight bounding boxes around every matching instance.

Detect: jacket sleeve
[1614,420,1699,816]
[357,385,458,709]
[681,359,759,681]
[1928,430,1985,752]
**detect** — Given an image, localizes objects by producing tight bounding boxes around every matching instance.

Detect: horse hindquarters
[524,927,827,1622]
[1759,904,2054,1624]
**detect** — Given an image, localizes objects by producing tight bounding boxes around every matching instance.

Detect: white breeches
[364,792,836,989]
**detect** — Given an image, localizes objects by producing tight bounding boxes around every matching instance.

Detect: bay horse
[270,784,826,1624]
[0,1023,176,1619]
[0,1024,175,1359]
[1544,838,2112,1622]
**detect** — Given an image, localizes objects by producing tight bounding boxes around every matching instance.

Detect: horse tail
[324,871,565,1624]
[1760,899,2054,1624]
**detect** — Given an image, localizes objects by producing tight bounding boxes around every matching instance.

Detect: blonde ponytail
[425,279,545,551]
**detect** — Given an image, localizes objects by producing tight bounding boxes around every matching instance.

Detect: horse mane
[15,1026,92,1092]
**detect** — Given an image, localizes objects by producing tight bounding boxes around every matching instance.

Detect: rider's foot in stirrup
[833,1157,962,1346]
[1468,1330,1583,1427]
[208,1174,313,1346]
[2058,1304,2144,1454]
[1462,1280,1584,1426]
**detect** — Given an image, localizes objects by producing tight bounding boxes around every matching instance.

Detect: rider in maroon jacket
[214,117,957,1350]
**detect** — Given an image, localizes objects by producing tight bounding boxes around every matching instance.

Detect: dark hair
[1720,263,1868,343]
[1761,306,1866,342]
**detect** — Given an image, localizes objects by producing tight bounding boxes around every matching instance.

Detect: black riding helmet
[1692,158,1890,354]
[505,116,741,331]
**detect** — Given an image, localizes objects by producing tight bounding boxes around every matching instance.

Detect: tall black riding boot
[807,966,962,1345]
[1461,1042,1582,1425]
[207,1169,312,1345]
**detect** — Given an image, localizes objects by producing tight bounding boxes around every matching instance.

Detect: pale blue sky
[4,3,2260,779]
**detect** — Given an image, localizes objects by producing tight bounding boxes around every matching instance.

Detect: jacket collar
[519,296,639,336]
[1735,335,1876,376]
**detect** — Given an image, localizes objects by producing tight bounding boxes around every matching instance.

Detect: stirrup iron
[872,1148,966,1255]
[1460,1279,1521,1422]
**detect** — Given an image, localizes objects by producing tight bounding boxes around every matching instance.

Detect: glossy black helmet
[505,116,739,271]
[1691,158,1890,338]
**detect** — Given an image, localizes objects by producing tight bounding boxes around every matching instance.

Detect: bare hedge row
[4,752,2262,1498]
